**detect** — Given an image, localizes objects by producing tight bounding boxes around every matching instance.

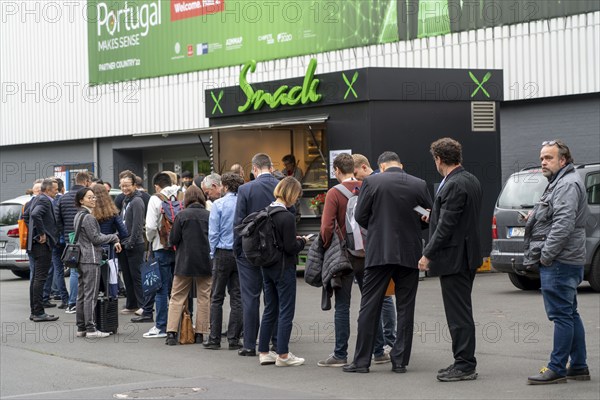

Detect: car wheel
[587,250,600,292]
[11,270,30,280]
[508,273,541,290]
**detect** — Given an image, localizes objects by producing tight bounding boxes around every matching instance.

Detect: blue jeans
[540,261,587,376]
[258,264,296,355]
[152,249,174,333]
[333,273,354,360]
[45,245,69,304]
[374,296,397,354]
[69,268,79,307]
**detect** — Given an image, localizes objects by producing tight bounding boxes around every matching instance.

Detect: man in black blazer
[343,151,432,373]
[233,153,281,356]
[418,137,482,382]
[26,178,60,322]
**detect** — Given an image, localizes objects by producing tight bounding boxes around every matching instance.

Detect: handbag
[61,212,84,268]
[141,249,162,296]
[179,309,195,345]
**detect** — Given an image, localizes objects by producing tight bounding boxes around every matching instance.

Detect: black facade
[206,63,503,257]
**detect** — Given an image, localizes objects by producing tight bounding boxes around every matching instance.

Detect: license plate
[508,227,525,238]
[0,241,6,249]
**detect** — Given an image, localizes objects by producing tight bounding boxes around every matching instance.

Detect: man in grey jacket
[525,140,590,385]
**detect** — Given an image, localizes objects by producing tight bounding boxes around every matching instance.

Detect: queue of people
[21,139,589,383]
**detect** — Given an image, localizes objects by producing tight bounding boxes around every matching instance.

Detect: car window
[498,171,548,209]
[586,172,600,205]
[0,204,22,226]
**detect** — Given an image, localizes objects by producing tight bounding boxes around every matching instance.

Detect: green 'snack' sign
[238,59,322,113]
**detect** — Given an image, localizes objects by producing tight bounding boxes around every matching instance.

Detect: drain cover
[114,387,207,399]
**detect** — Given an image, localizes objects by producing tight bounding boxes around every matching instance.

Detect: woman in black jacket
[165,185,212,345]
[258,177,309,367]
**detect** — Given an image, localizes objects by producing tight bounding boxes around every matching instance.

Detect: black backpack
[235,206,287,268]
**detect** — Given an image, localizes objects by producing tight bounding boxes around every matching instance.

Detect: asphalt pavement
[1,270,598,399]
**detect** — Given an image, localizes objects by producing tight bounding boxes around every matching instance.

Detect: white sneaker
[383,345,392,356]
[259,351,278,365]
[143,326,167,338]
[86,331,110,338]
[134,308,144,316]
[276,352,305,367]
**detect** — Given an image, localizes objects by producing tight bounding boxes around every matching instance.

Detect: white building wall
[1,4,598,147]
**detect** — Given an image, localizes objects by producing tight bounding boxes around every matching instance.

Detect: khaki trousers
[166,275,212,334]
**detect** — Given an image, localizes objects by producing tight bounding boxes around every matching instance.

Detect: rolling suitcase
[96,262,119,334]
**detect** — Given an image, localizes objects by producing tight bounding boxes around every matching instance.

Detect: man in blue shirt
[204,172,245,350]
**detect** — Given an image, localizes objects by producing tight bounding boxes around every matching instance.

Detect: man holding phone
[418,138,483,382]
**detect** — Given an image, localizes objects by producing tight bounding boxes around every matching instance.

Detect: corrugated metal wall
[1,7,598,146]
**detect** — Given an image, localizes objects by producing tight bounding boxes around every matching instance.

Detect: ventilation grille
[471,101,496,132]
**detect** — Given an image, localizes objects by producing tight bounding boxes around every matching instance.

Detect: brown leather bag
[179,310,195,345]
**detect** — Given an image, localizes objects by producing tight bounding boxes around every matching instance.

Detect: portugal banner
[87,0,399,84]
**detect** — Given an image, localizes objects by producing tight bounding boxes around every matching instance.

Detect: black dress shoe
[342,363,369,373]
[527,368,566,385]
[392,365,407,373]
[42,302,57,308]
[195,333,204,344]
[229,341,243,350]
[567,367,590,381]
[203,341,221,350]
[57,303,68,310]
[238,348,257,356]
[29,314,34,321]
[32,313,59,322]
[131,315,153,323]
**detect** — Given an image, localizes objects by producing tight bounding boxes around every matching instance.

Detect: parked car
[0,195,34,279]
[490,163,600,291]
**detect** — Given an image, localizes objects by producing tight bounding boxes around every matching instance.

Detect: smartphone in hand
[413,205,430,219]
[304,233,316,240]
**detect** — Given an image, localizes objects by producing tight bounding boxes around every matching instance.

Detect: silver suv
[490,164,600,291]
[0,195,33,279]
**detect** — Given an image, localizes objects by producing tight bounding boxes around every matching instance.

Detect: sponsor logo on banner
[277,32,293,43]
[226,36,243,50]
[196,43,209,55]
[187,45,194,56]
[258,34,274,45]
[96,1,162,38]
[170,0,225,22]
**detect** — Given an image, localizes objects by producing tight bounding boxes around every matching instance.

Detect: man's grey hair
[40,178,57,192]
[252,153,272,170]
[202,173,222,188]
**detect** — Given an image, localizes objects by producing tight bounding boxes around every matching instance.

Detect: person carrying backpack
[317,153,373,367]
[141,172,181,338]
[257,177,310,367]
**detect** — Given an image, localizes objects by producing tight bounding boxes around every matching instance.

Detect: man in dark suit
[233,153,280,356]
[27,178,60,322]
[418,137,483,382]
[343,151,432,373]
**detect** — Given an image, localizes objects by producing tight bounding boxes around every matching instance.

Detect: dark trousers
[118,243,145,310]
[209,249,242,344]
[30,242,53,316]
[440,267,477,371]
[236,256,263,349]
[258,264,296,355]
[352,264,419,369]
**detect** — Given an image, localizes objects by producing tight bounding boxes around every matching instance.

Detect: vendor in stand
[281,154,303,182]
